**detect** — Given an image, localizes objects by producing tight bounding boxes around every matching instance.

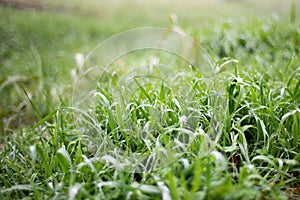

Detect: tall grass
[0,5,300,200]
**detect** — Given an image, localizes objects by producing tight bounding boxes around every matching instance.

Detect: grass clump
[0,4,300,200]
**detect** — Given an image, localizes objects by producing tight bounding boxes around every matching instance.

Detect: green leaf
[294,152,300,162]
[134,76,153,103]
[167,171,180,200]
[36,143,51,176]
[292,112,299,147]
[57,145,72,173]
[252,155,275,167]
[1,184,34,193]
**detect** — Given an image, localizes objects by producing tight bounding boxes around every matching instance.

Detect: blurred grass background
[0,0,298,133]
[1,0,298,22]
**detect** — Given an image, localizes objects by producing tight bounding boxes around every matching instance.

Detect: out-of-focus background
[0,0,298,133]
[0,1,298,25]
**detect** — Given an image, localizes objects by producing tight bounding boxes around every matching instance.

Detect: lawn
[0,1,300,199]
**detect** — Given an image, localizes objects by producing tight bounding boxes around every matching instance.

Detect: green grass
[1,1,300,199]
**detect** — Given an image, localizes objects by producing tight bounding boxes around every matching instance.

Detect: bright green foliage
[1,4,300,200]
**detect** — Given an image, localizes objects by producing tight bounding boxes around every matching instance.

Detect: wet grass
[0,1,300,199]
